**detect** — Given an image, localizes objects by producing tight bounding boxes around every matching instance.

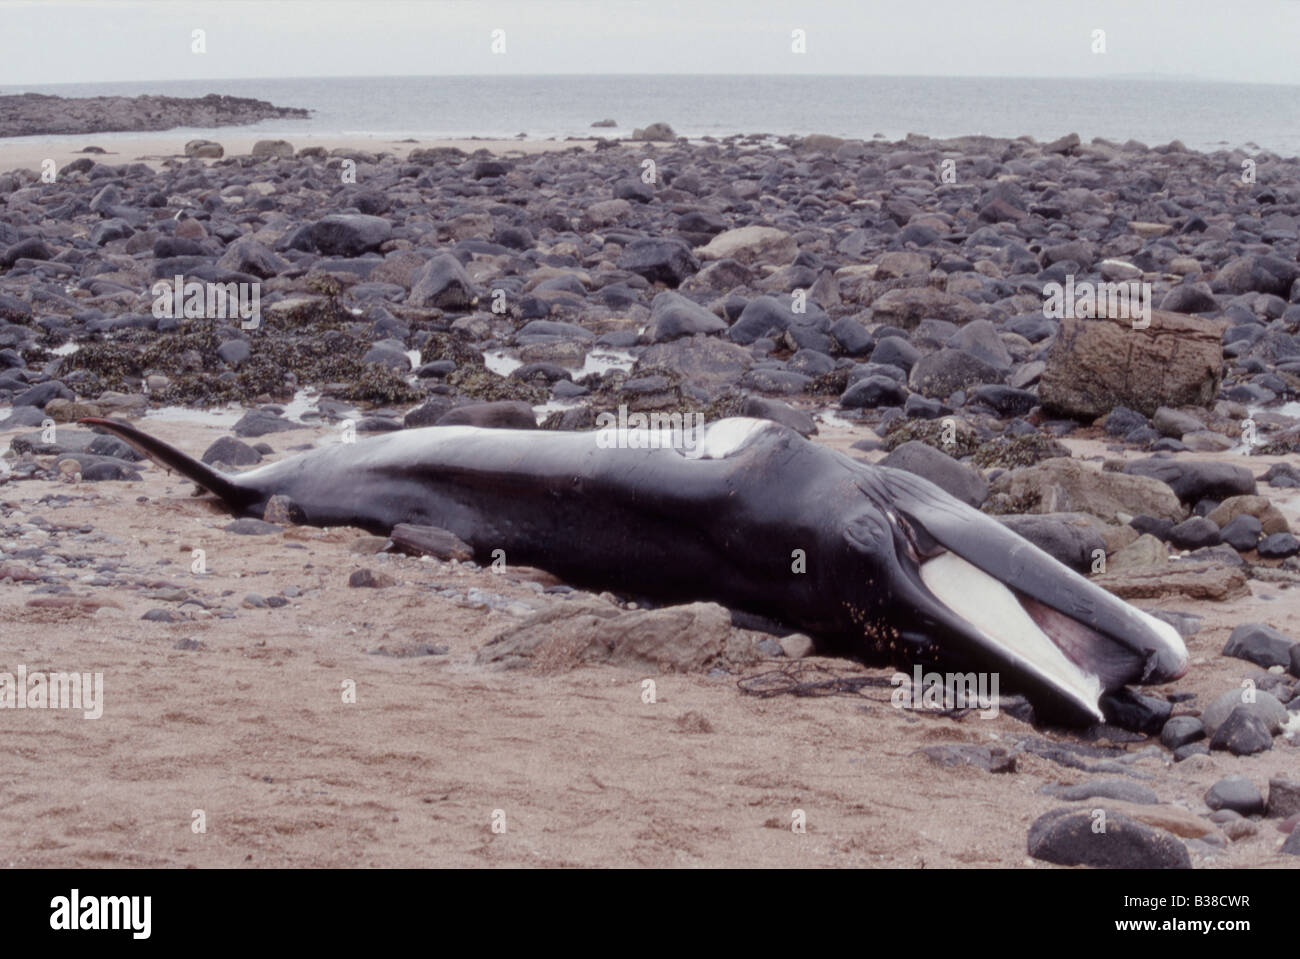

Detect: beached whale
[82,415,1188,725]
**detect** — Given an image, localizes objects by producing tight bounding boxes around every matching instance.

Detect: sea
[2,74,1298,157]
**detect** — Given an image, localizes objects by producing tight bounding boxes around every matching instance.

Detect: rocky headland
[0,92,311,138]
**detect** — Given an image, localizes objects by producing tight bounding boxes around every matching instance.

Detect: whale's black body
[83,415,1188,725]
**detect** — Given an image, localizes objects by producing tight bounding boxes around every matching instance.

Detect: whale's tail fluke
[80,417,262,513]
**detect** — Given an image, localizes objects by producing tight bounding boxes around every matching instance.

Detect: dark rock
[233,409,308,437]
[881,440,988,507]
[1121,458,1255,503]
[740,397,816,437]
[870,336,920,372]
[998,514,1105,573]
[1166,516,1221,550]
[202,436,262,467]
[1258,532,1300,559]
[1223,623,1297,669]
[829,317,873,356]
[1267,779,1300,819]
[1220,514,1261,552]
[310,214,392,257]
[968,385,1037,417]
[1173,742,1210,762]
[841,375,906,409]
[216,339,251,368]
[436,401,536,429]
[617,238,698,287]
[13,381,73,408]
[1204,775,1265,815]
[908,349,1003,399]
[1209,705,1274,755]
[1160,715,1205,750]
[649,291,726,341]
[409,253,477,310]
[1099,687,1172,734]
[1027,807,1190,869]
[403,397,456,428]
[1104,406,1147,437]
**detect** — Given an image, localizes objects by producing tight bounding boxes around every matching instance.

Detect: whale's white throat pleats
[919,551,1104,719]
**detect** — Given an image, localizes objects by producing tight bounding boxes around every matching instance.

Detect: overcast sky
[3,0,1298,87]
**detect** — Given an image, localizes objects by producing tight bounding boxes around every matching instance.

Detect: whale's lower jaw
[919,552,1106,722]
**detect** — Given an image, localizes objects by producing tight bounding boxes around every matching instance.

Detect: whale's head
[841,462,1188,725]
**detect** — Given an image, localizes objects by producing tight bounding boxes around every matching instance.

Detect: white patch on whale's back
[692,418,776,460]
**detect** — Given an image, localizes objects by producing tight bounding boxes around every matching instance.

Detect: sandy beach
[1,415,1297,868]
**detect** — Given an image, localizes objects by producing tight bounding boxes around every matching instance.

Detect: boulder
[694,226,797,266]
[1039,309,1224,419]
[987,457,1183,523]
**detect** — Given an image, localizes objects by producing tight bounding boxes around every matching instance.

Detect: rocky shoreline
[2,128,1300,866]
[0,93,311,138]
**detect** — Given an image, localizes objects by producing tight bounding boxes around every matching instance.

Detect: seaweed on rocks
[61,321,423,405]
[807,367,852,397]
[881,417,985,458]
[446,366,544,404]
[968,433,1071,469]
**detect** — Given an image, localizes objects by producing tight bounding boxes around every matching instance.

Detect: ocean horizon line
[5,72,1300,90]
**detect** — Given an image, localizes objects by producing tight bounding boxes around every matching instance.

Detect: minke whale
[81,415,1188,726]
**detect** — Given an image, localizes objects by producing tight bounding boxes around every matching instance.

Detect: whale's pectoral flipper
[81,417,262,513]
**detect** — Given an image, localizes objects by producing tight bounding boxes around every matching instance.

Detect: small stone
[1204,775,1265,815]
[779,634,815,659]
[1209,705,1273,755]
[1221,818,1257,841]
[224,518,282,536]
[1282,829,1300,856]
[1160,715,1205,750]
[1201,689,1287,735]
[1266,779,1300,819]
[1173,742,1210,762]
[1258,532,1300,559]
[1219,514,1262,552]
[263,495,306,526]
[349,568,396,588]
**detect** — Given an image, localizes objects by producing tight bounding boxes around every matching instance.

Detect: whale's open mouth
[854,465,1191,725]
[917,552,1186,722]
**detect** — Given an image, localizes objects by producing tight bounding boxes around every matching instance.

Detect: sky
[2,0,1299,87]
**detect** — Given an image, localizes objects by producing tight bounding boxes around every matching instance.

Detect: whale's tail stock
[80,417,261,513]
